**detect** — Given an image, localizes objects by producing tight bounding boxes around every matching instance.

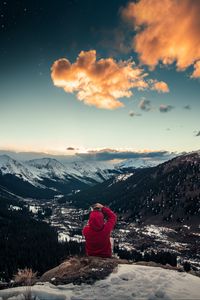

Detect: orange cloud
[150,80,169,93]
[51,50,149,109]
[191,60,200,78]
[122,0,200,77]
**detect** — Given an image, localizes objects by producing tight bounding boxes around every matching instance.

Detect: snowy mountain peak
[0,154,25,174]
[26,158,67,179]
[0,154,17,164]
[0,154,39,183]
[27,157,65,168]
[115,158,163,169]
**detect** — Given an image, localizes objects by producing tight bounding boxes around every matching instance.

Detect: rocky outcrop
[40,256,129,285]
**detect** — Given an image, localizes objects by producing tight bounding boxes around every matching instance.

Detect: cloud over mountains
[76,149,173,161]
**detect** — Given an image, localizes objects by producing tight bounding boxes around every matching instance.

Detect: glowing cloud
[191,61,200,78]
[150,80,169,93]
[51,50,149,109]
[122,0,200,77]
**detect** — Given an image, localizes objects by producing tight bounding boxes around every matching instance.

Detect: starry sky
[0,0,199,159]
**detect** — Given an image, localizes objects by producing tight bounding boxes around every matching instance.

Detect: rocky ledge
[40,256,129,285]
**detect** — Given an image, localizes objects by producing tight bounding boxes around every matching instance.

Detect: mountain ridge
[68,151,200,225]
[0,154,167,199]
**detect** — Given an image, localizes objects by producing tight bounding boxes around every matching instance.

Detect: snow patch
[115,173,133,182]
[8,205,22,211]
[1,265,200,300]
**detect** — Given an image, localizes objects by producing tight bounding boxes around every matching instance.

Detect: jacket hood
[89,211,104,231]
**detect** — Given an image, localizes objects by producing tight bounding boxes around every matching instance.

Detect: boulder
[40,256,129,285]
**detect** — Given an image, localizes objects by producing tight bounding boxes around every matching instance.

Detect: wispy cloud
[139,99,152,111]
[183,105,191,110]
[66,147,79,151]
[159,104,174,113]
[129,111,142,117]
[121,0,200,78]
[194,131,200,137]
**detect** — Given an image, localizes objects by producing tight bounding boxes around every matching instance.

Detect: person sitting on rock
[82,203,117,258]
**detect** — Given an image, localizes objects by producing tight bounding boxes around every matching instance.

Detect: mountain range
[68,151,200,224]
[0,151,199,224]
[0,154,162,199]
[0,151,200,282]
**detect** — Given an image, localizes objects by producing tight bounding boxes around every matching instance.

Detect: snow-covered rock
[1,264,200,300]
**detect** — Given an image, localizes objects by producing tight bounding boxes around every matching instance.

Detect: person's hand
[93,203,104,209]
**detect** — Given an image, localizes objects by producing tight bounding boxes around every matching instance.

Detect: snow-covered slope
[1,265,200,300]
[0,154,175,198]
[0,155,122,198]
[26,158,68,179]
[0,155,120,185]
[0,155,111,185]
[0,154,171,185]
[116,157,165,169]
[0,155,40,185]
[64,160,117,182]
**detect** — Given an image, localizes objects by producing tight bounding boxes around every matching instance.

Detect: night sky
[0,0,199,158]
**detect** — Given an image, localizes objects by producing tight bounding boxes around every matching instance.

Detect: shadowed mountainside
[68,152,200,224]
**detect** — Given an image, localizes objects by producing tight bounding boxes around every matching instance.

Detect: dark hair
[93,207,101,211]
[91,204,102,211]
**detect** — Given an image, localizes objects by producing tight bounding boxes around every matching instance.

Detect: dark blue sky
[0,0,129,64]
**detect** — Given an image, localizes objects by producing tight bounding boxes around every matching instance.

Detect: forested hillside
[68,152,200,224]
[0,196,84,281]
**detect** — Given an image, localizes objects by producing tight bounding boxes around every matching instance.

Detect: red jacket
[82,206,117,258]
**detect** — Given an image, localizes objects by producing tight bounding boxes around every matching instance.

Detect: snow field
[1,264,200,300]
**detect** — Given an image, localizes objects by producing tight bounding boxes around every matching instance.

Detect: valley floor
[21,199,200,273]
[23,198,200,273]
